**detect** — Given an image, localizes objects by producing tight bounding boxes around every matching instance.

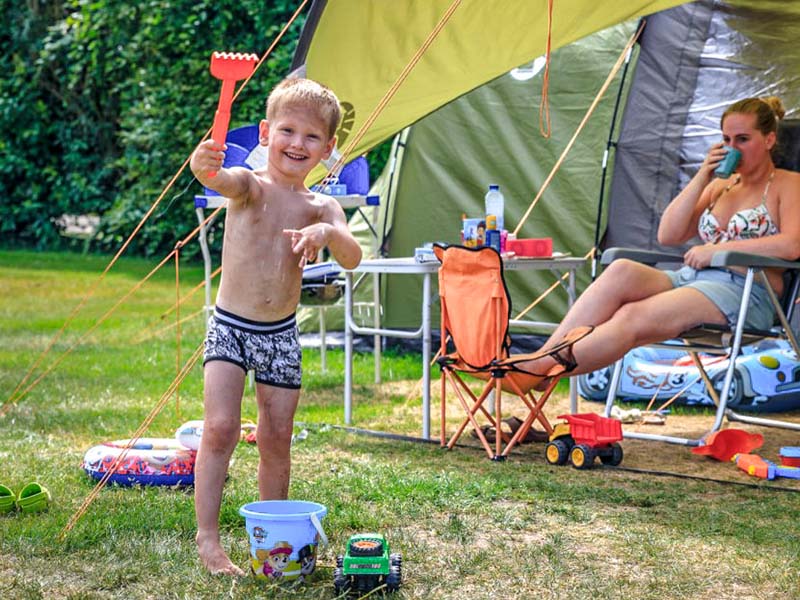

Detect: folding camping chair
[600,248,800,446]
[433,243,592,460]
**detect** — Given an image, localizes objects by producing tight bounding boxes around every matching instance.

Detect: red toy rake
[208,51,259,176]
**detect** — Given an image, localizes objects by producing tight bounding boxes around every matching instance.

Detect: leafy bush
[1,0,302,258]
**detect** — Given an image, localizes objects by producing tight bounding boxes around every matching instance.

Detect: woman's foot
[197,531,245,576]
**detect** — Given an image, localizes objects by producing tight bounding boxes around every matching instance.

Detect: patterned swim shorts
[203,306,302,389]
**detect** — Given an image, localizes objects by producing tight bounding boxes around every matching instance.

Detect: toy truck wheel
[390,553,402,568]
[570,444,595,469]
[545,439,570,465]
[355,575,380,593]
[349,538,384,557]
[336,555,344,568]
[600,442,624,466]
[333,567,350,594]
[386,565,402,591]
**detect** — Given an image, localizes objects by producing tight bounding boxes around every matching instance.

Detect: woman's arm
[658,143,728,245]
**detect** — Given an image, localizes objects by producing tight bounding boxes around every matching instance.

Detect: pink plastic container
[506,238,553,258]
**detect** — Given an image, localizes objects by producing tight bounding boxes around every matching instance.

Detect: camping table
[342,255,587,438]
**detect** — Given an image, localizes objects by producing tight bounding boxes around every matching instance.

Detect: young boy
[190,78,362,575]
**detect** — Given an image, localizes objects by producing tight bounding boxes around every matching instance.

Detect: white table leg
[568,267,579,413]
[374,271,381,384]
[344,272,354,425]
[319,306,327,373]
[422,272,432,439]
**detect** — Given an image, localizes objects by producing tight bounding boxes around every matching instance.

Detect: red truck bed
[557,413,623,448]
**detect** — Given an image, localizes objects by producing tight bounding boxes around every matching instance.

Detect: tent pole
[379,128,408,257]
[592,18,645,281]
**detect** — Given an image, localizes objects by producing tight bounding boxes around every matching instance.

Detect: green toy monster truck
[333,533,402,595]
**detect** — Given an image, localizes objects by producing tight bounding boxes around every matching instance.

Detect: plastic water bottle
[484,184,505,232]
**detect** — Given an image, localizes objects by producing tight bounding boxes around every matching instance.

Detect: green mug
[714,146,741,178]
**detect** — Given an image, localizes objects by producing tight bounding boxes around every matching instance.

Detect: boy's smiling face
[260,107,335,184]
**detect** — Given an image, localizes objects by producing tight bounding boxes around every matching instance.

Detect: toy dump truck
[334,533,402,595]
[545,413,623,469]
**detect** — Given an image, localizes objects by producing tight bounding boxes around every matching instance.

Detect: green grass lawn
[1,249,799,599]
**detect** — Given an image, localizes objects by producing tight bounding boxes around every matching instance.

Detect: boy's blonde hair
[266,78,341,139]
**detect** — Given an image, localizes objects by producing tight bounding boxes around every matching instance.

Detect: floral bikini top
[697,172,778,244]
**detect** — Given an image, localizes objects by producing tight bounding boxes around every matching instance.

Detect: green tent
[293,0,800,332]
[295,0,683,170]
[353,22,638,329]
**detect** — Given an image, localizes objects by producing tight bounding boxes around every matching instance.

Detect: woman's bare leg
[541,259,674,352]
[523,286,727,378]
[567,286,727,373]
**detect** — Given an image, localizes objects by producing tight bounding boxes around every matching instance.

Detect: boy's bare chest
[221,196,323,286]
[217,201,318,319]
[227,196,321,239]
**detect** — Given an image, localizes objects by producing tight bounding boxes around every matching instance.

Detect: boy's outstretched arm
[284,200,362,270]
[190,139,252,201]
[325,218,362,270]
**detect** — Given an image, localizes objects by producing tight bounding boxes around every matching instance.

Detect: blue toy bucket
[240,500,328,581]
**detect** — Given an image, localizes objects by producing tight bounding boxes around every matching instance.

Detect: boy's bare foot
[197,532,245,576]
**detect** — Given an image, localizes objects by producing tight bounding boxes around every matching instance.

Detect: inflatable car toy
[578,339,800,413]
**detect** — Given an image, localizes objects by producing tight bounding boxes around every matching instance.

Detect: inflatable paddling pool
[82,438,196,486]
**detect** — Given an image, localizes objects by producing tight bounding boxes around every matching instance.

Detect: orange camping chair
[433,243,592,460]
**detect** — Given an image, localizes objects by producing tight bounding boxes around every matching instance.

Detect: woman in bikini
[519,96,800,380]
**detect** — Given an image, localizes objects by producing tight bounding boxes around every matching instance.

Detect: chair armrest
[601,247,800,271]
[709,251,800,271]
[600,247,684,266]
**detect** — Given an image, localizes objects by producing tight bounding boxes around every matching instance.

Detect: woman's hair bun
[761,96,786,121]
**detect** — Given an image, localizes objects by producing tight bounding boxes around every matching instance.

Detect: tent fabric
[604,0,715,251]
[295,0,685,181]
[606,0,800,251]
[376,22,639,328]
[293,0,800,334]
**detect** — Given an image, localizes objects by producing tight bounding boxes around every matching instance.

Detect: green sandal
[16,482,51,513]
[0,484,15,514]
